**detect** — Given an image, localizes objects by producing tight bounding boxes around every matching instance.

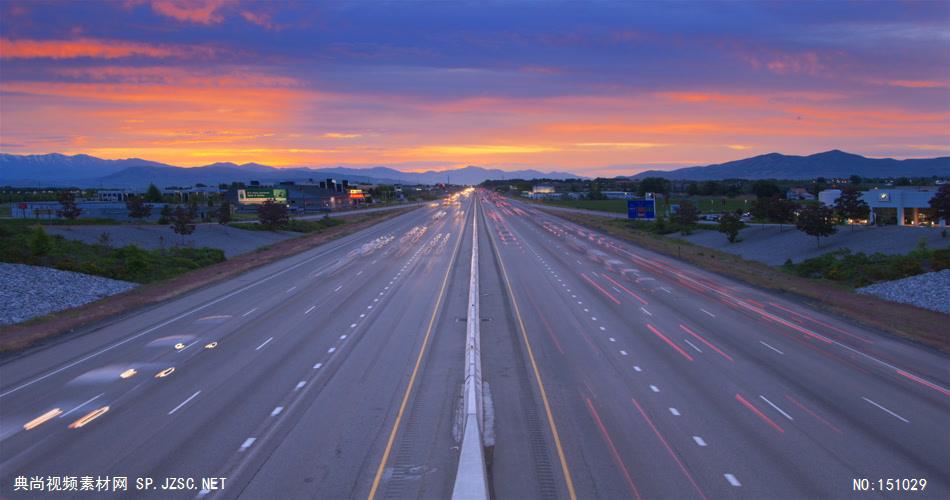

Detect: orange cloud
[659,92,763,106]
[885,80,948,89]
[150,0,227,24]
[323,133,363,139]
[0,38,214,59]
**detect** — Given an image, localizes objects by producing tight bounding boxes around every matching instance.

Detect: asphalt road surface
[1,190,947,499]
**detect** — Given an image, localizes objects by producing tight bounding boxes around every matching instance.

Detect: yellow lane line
[485,198,578,500]
[367,200,472,500]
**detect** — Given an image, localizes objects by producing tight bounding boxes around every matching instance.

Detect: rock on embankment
[857,269,950,315]
[0,263,137,325]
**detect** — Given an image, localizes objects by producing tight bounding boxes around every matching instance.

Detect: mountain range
[0,153,581,187]
[1,150,947,187]
[629,150,949,180]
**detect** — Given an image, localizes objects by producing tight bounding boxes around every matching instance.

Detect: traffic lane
[517,200,948,386]
[477,209,570,500]
[236,199,471,499]
[0,204,434,396]
[506,206,950,458]
[0,206,465,498]
[0,205,436,416]
[481,207,754,499]
[506,200,949,409]
[491,199,948,497]
[0,205,440,434]
[368,202,474,500]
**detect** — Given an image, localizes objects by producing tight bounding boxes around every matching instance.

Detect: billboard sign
[238,188,287,204]
[627,199,656,220]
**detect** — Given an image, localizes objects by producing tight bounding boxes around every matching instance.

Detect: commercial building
[819,187,945,226]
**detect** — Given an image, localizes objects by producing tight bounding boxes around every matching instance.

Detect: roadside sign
[627,199,656,220]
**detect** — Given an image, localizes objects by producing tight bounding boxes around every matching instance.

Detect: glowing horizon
[1,1,947,177]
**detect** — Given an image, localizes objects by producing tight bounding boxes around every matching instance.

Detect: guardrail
[451,199,488,500]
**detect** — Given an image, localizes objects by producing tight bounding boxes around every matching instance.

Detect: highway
[0,189,948,499]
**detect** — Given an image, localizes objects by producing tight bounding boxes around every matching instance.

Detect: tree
[258,199,289,230]
[145,183,163,202]
[796,204,837,247]
[750,196,771,225]
[717,213,743,243]
[158,204,173,225]
[833,187,870,231]
[171,206,195,244]
[57,191,82,220]
[638,177,670,198]
[929,184,950,225]
[700,180,720,196]
[30,225,52,257]
[767,196,796,232]
[849,174,862,186]
[752,181,781,199]
[126,196,153,221]
[218,201,233,224]
[685,182,700,196]
[672,200,699,234]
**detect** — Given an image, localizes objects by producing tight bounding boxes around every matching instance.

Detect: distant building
[601,191,636,200]
[819,187,944,226]
[12,201,168,221]
[97,189,137,202]
[532,185,555,194]
[786,187,815,201]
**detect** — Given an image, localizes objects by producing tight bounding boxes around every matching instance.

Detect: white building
[819,187,944,226]
[601,191,636,200]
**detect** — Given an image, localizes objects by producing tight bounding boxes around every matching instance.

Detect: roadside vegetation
[230,218,344,233]
[0,220,224,284]
[229,200,345,233]
[783,242,950,288]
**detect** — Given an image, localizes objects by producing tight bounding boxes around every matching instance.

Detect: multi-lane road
[0,190,947,499]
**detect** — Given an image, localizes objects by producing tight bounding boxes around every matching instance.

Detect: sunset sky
[1,0,948,176]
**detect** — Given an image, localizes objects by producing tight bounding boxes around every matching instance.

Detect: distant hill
[0,153,172,182]
[0,153,582,188]
[629,150,950,180]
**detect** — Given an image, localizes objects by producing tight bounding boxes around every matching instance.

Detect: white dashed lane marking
[760,395,794,420]
[271,406,283,416]
[168,391,201,415]
[862,397,909,423]
[693,436,707,447]
[724,474,741,487]
[255,337,273,350]
[240,438,256,451]
[669,407,680,416]
[760,341,784,355]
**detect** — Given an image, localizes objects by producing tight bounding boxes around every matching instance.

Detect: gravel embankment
[857,269,950,315]
[0,263,137,325]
